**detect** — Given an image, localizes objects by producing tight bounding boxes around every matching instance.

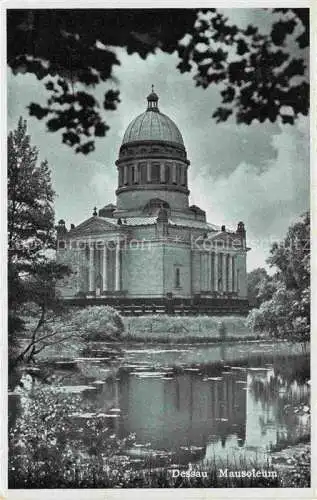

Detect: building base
[62,296,249,316]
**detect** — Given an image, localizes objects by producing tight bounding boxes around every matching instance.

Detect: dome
[122,111,184,147]
[121,88,185,147]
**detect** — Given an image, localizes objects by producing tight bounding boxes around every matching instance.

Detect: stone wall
[116,188,189,211]
[163,243,191,297]
[122,241,164,297]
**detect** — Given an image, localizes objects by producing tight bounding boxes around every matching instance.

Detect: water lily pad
[54,385,97,393]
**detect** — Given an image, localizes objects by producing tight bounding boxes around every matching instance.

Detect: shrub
[71,306,124,341]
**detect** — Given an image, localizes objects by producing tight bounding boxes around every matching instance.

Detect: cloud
[190,117,309,270]
[90,162,117,206]
[7,39,309,273]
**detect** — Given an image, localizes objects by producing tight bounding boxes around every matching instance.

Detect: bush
[71,306,124,341]
[247,284,310,341]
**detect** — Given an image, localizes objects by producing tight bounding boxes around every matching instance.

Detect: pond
[10,341,310,475]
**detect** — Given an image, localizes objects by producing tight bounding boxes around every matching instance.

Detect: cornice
[116,184,190,196]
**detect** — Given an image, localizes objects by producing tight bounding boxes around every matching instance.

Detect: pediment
[68,217,119,236]
[208,231,243,246]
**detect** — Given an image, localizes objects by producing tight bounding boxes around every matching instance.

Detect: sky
[7,9,309,272]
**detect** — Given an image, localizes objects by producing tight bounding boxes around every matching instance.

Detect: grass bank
[9,451,310,488]
[122,315,266,343]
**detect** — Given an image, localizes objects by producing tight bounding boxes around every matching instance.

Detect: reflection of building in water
[245,369,310,451]
[245,370,277,449]
[82,377,121,433]
[117,371,247,455]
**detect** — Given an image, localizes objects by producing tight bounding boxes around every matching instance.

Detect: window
[131,165,138,184]
[151,162,160,183]
[182,167,187,186]
[139,162,147,184]
[58,240,66,249]
[175,267,181,288]
[165,163,171,184]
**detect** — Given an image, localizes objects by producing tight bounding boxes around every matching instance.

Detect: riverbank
[271,441,310,487]
[9,337,310,489]
[9,443,310,488]
[122,314,266,343]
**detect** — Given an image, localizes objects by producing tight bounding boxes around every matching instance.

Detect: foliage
[8,380,282,488]
[7,9,308,153]
[273,444,310,488]
[8,117,56,265]
[70,306,124,341]
[8,117,71,369]
[247,267,269,308]
[123,314,255,342]
[247,212,310,340]
[9,382,136,488]
[11,378,308,488]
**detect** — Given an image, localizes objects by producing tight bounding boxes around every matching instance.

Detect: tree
[7,8,309,154]
[247,267,269,308]
[247,212,310,341]
[8,117,55,268]
[8,117,71,369]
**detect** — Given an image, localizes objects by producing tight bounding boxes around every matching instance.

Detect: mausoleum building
[56,89,249,312]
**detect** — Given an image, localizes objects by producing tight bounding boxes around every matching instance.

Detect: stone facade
[56,90,249,304]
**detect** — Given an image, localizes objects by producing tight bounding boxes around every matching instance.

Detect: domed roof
[122,111,184,147]
[122,88,184,147]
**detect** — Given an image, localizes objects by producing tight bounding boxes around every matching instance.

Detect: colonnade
[87,241,121,293]
[208,252,238,293]
[119,161,187,187]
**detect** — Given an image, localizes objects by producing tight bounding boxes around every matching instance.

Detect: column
[102,244,108,292]
[233,255,239,293]
[123,165,128,185]
[115,240,121,292]
[179,166,184,186]
[160,163,165,183]
[213,252,218,292]
[236,269,240,294]
[222,253,227,292]
[76,248,81,293]
[147,162,151,183]
[172,163,177,184]
[88,243,95,292]
[228,254,233,292]
[204,253,208,291]
[209,252,212,291]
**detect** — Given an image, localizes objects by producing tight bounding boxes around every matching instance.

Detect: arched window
[139,162,147,184]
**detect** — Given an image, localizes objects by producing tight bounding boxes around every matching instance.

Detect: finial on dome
[147,85,159,112]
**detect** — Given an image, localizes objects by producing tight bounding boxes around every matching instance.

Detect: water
[10,341,310,470]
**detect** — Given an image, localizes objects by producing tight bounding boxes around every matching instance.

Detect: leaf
[28,103,49,120]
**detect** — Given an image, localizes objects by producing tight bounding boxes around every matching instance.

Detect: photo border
[1,0,315,498]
